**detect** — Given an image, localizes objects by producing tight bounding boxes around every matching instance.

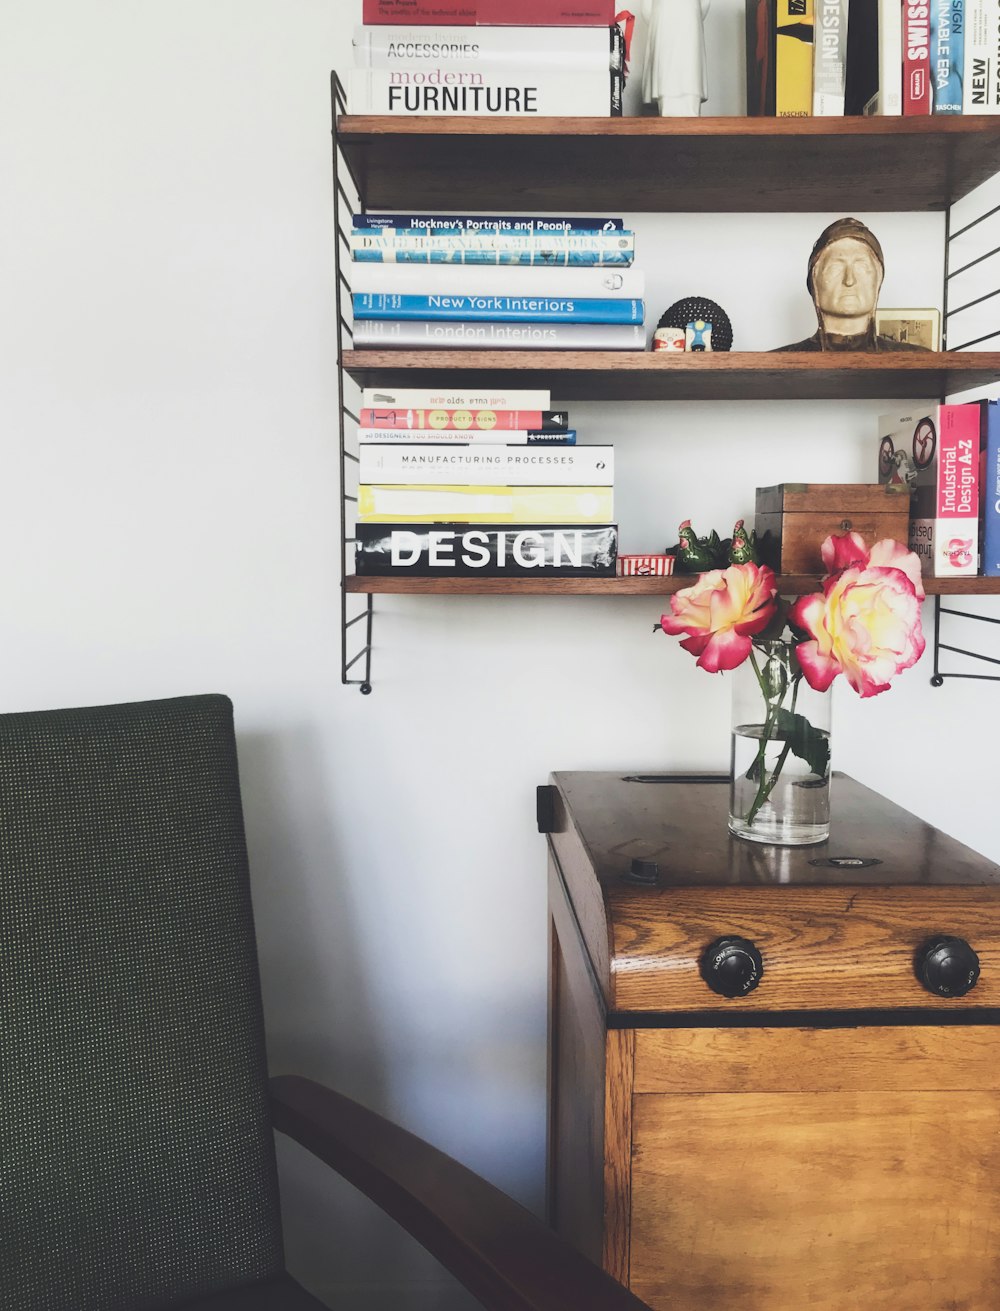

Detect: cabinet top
[335,113,1000,213]
[547,771,1000,889]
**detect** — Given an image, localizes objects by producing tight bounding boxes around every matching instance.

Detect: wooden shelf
[337,115,1000,213]
[343,350,1000,402]
[345,575,1000,596]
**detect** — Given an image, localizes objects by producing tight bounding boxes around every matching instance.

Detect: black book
[845,0,878,115]
[746,0,776,116]
[355,523,618,577]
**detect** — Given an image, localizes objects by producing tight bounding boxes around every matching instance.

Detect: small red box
[617,554,676,577]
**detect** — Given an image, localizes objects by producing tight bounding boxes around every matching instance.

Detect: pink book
[902,0,932,113]
[362,0,616,23]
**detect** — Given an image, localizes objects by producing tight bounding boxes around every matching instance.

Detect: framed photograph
[876,308,941,351]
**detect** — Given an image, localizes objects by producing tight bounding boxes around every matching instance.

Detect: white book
[350,230,634,254]
[877,0,903,114]
[353,25,621,72]
[359,444,614,486]
[813,0,848,113]
[361,387,551,409]
[349,262,645,299]
[352,320,646,349]
[347,66,613,116]
[964,0,1000,112]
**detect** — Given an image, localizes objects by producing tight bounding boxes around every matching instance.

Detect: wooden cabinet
[543,772,1000,1309]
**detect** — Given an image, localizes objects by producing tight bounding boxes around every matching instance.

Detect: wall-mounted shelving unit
[331,78,1000,692]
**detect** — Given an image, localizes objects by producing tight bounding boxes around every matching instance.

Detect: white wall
[3,3,998,1307]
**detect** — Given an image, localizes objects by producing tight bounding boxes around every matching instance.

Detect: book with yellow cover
[776,0,814,115]
[358,484,614,523]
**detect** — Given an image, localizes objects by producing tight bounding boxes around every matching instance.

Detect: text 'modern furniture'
[541,771,1000,1310]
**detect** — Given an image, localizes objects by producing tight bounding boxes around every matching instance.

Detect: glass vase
[729,640,832,846]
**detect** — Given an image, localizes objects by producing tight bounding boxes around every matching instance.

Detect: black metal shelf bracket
[333,71,373,693]
[930,597,1000,686]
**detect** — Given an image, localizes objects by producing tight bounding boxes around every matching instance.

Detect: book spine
[358,427,578,444]
[354,523,619,576]
[359,444,613,486]
[873,0,903,113]
[361,387,551,408]
[474,0,617,23]
[363,0,476,22]
[352,24,619,70]
[746,0,777,114]
[358,483,614,523]
[351,248,635,266]
[932,0,965,109]
[903,0,934,110]
[349,262,645,298]
[347,67,615,115]
[963,0,1000,110]
[359,408,568,430]
[352,293,643,324]
[350,228,633,252]
[352,213,624,232]
[930,403,980,575]
[982,401,1000,576]
[813,0,848,112]
[351,320,646,347]
[846,0,879,113]
[776,0,815,115]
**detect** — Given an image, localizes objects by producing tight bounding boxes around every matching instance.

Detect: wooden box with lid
[754,482,909,574]
[540,771,1000,1311]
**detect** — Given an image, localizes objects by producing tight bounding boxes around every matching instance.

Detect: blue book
[931,0,964,113]
[982,400,1000,576]
[352,213,624,233]
[353,292,644,325]
[351,249,635,267]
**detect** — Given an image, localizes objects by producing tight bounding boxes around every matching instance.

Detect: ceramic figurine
[671,519,730,572]
[640,0,710,117]
[773,217,933,353]
[728,519,760,565]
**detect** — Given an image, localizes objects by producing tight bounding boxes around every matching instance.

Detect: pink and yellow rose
[790,533,925,698]
[660,562,778,673]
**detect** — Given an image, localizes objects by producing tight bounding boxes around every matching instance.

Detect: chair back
[0,694,284,1310]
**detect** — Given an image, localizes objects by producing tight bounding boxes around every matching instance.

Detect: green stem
[750,673,801,822]
[744,648,783,828]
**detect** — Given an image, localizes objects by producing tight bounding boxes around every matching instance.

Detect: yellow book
[358,484,614,524]
[776,0,814,116]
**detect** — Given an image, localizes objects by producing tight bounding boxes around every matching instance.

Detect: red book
[361,407,556,430]
[362,0,617,23]
[902,0,932,113]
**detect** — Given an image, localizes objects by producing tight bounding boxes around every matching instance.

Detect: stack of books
[349,1,625,117]
[350,212,644,350]
[746,0,995,116]
[353,385,619,578]
[877,400,1000,578]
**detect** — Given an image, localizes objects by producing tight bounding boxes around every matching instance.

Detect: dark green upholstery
[0,695,300,1310]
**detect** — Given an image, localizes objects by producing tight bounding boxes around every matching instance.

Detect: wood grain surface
[602,1029,634,1284]
[629,1089,1000,1310]
[344,574,1000,596]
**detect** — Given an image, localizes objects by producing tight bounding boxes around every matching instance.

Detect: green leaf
[771,708,831,779]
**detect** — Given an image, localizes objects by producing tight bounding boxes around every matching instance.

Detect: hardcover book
[931,0,965,111]
[980,400,1000,576]
[349,228,635,257]
[361,387,550,409]
[877,405,981,576]
[351,320,646,347]
[352,23,624,70]
[357,483,614,523]
[903,0,933,111]
[865,0,903,113]
[358,444,614,485]
[776,0,815,115]
[845,0,878,113]
[347,66,619,115]
[354,523,619,576]
[359,408,569,431]
[360,0,618,24]
[352,292,644,324]
[357,426,577,444]
[813,0,848,112]
[963,0,1000,110]
[351,213,625,232]
[350,263,645,299]
[746,0,777,114]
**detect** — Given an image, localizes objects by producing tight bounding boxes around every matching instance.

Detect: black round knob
[916,936,981,998]
[701,936,764,998]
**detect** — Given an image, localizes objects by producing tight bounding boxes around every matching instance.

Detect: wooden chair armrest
[270,1074,654,1311]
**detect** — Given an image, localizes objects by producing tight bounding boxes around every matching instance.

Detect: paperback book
[351,213,625,233]
[350,263,645,298]
[352,292,644,324]
[361,387,550,408]
[878,405,980,576]
[354,522,619,576]
[359,407,569,431]
[361,0,619,24]
[351,320,646,347]
[357,426,577,444]
[352,23,625,71]
[357,483,614,523]
[358,444,613,485]
[347,66,621,115]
